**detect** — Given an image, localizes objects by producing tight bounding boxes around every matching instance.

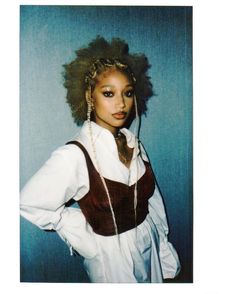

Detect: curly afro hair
[63,36,153,125]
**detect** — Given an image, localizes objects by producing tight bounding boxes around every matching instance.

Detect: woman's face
[91,69,134,135]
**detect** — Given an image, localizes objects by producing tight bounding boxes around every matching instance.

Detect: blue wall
[20,6,192,282]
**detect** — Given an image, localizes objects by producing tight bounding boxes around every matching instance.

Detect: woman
[20,36,180,283]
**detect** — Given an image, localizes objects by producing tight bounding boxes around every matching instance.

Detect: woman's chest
[81,161,155,212]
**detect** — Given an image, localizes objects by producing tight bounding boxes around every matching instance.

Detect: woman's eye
[103,91,114,97]
[125,90,134,97]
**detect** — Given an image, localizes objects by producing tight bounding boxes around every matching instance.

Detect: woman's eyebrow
[100,85,114,89]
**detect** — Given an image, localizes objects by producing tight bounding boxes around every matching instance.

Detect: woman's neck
[115,132,133,168]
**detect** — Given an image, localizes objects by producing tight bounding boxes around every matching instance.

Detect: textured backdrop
[20,5,192,283]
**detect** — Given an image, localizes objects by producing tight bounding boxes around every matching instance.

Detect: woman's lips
[112,112,127,119]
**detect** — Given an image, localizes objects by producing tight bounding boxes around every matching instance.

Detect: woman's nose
[116,94,125,108]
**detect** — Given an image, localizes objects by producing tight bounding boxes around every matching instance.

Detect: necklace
[115,132,133,167]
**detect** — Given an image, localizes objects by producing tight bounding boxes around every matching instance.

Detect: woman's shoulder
[43,128,88,171]
[50,141,86,164]
[139,142,150,162]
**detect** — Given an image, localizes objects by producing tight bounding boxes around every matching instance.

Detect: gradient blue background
[20,5,192,283]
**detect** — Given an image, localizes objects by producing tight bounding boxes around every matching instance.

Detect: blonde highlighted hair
[63,36,153,125]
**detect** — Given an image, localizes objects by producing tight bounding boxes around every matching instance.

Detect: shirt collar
[79,121,140,159]
[80,120,114,143]
[120,128,136,149]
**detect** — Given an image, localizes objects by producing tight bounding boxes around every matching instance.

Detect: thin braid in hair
[85,58,136,90]
[86,85,119,236]
[133,95,140,233]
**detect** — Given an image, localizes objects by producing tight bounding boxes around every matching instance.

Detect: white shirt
[20,121,180,282]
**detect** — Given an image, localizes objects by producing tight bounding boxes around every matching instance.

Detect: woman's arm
[139,142,180,278]
[148,184,181,279]
[20,144,89,231]
[20,144,99,258]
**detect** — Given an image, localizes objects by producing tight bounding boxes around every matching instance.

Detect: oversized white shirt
[20,121,180,282]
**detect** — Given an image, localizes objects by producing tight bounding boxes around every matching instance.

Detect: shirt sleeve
[20,144,89,231]
[139,141,181,279]
[148,185,181,279]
